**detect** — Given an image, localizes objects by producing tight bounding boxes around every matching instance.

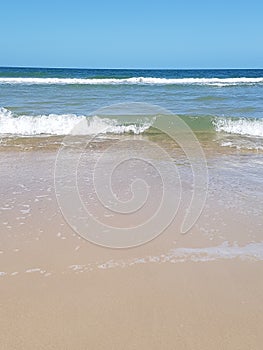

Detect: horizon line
[0,65,262,71]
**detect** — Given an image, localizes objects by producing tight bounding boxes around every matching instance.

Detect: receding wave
[1,77,263,86]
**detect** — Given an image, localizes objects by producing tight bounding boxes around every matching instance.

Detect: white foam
[220,140,263,150]
[11,272,19,276]
[126,241,263,265]
[0,108,151,136]
[118,241,263,266]
[26,268,41,273]
[214,117,263,137]
[166,241,263,262]
[66,241,263,274]
[0,77,263,86]
[69,264,86,271]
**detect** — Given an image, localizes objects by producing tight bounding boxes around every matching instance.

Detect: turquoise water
[0,67,263,149]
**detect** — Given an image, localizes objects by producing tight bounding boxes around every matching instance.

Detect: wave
[99,241,263,267]
[1,108,263,146]
[214,117,263,137]
[0,108,151,136]
[68,241,263,272]
[1,77,263,86]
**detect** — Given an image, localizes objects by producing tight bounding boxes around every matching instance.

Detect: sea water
[0,67,263,150]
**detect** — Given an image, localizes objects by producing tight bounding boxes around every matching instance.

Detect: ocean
[0,67,263,151]
[0,67,262,248]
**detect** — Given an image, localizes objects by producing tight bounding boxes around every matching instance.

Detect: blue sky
[1,0,262,68]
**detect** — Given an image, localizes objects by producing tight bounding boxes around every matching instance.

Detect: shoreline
[1,128,263,349]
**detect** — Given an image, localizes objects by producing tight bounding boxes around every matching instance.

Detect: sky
[0,0,262,69]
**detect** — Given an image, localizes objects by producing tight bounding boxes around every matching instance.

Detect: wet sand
[1,139,263,349]
[1,261,263,350]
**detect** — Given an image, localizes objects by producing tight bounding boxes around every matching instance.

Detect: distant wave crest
[1,77,263,86]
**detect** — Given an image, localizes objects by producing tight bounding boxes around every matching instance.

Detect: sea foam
[1,108,263,142]
[214,117,263,137]
[0,77,263,86]
[0,108,151,136]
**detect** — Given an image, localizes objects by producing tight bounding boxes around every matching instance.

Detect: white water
[214,117,263,137]
[0,77,263,86]
[72,241,263,271]
[1,107,263,148]
[1,241,263,278]
[0,108,151,136]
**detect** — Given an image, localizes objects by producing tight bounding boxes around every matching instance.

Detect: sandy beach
[1,260,263,349]
[1,136,263,349]
[1,0,263,344]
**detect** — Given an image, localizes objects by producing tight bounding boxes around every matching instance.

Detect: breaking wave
[214,117,263,137]
[0,108,151,136]
[0,77,263,86]
[1,107,263,151]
